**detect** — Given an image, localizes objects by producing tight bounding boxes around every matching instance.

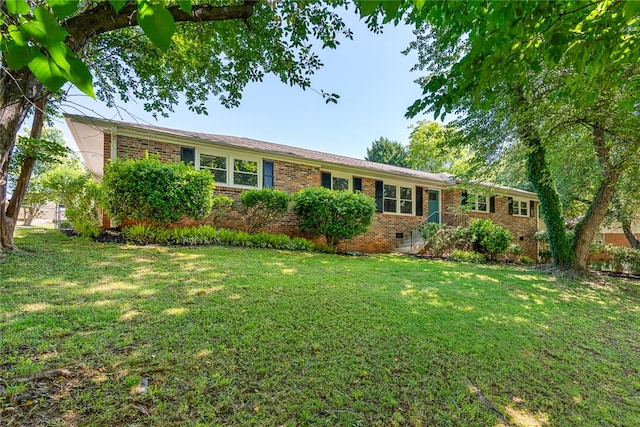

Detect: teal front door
[427,190,440,223]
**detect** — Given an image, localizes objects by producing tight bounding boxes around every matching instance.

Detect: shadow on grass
[2,229,639,426]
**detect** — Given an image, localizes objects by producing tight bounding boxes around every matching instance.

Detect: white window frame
[197,150,262,189]
[383,182,414,216]
[469,194,489,213]
[330,173,351,191]
[512,197,529,217]
[231,156,260,189]
[198,152,228,185]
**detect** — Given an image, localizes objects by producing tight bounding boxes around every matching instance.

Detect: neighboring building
[598,220,640,248]
[65,115,540,256]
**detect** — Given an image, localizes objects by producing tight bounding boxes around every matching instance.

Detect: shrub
[240,189,290,233]
[461,218,513,260]
[450,249,486,263]
[538,250,552,264]
[41,162,103,238]
[121,224,315,252]
[507,243,525,257]
[209,195,234,226]
[601,245,640,274]
[519,256,535,265]
[418,222,457,257]
[292,187,376,248]
[102,154,214,226]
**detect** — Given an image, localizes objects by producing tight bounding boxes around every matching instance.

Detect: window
[400,186,413,214]
[200,154,227,184]
[333,176,349,191]
[383,184,397,213]
[470,194,488,212]
[381,183,414,215]
[233,159,258,187]
[321,172,351,191]
[198,152,262,188]
[511,198,529,217]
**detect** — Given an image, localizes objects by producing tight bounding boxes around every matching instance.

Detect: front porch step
[393,233,425,255]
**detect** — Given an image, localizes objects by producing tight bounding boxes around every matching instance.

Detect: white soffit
[65,117,105,180]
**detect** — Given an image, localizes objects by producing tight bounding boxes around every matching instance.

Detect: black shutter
[180,147,195,165]
[321,172,331,189]
[415,186,423,216]
[530,200,535,217]
[508,197,514,215]
[375,180,383,213]
[353,177,362,192]
[461,191,468,206]
[263,160,274,188]
[489,196,495,213]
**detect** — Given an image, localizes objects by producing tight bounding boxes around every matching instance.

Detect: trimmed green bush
[240,188,290,232]
[209,195,234,226]
[464,218,513,260]
[121,224,315,252]
[450,249,486,263]
[102,155,214,226]
[601,245,640,274]
[292,187,376,248]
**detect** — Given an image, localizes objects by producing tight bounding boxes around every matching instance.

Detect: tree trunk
[621,219,640,249]
[0,68,44,252]
[518,119,574,267]
[6,99,47,221]
[572,123,621,271]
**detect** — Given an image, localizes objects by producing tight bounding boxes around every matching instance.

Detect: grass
[1,228,639,426]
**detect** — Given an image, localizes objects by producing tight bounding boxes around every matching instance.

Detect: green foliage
[40,158,102,237]
[600,245,640,275]
[122,224,315,251]
[519,256,535,265]
[406,120,472,175]
[364,137,407,167]
[506,244,525,257]
[209,195,234,227]
[102,155,214,226]
[240,189,290,233]
[418,222,457,258]
[450,249,485,264]
[292,187,376,248]
[464,218,512,260]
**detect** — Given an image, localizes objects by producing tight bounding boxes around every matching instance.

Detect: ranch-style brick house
[66,115,542,257]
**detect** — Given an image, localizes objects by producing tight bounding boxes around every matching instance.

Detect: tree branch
[64,0,258,50]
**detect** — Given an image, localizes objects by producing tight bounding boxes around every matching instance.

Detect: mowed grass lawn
[1,229,639,426]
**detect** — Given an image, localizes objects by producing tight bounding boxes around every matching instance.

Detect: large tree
[405,120,472,175]
[0,0,354,252]
[364,137,408,167]
[359,0,640,272]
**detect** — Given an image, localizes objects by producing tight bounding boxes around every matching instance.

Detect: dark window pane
[400,187,412,200]
[333,177,349,191]
[400,201,412,214]
[384,184,396,198]
[234,172,258,187]
[384,199,397,213]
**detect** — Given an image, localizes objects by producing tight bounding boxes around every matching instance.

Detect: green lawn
[1,228,639,426]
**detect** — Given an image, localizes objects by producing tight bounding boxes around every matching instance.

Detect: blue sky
[56,12,437,160]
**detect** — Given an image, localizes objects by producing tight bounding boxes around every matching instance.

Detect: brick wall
[104,134,537,255]
[441,188,539,258]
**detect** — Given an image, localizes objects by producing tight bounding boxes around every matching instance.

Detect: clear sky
[55,12,437,160]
